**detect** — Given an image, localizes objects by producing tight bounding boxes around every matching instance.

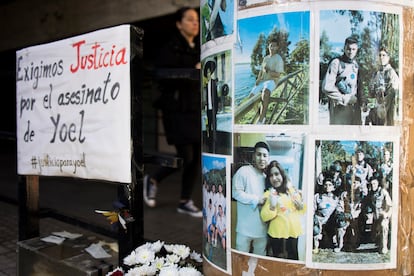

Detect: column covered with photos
[200,0,413,275]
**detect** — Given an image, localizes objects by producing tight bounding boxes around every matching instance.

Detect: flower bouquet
[107,240,203,276]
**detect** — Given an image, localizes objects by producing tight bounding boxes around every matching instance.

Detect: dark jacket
[205,78,220,114]
[154,30,201,145]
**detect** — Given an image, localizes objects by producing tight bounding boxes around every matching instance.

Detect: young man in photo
[232,141,270,255]
[249,40,284,124]
[322,36,366,125]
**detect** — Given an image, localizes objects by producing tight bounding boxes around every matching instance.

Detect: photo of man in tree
[319,9,400,126]
[234,12,310,125]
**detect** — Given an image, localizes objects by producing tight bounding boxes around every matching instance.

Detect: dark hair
[174,7,197,23]
[379,46,393,60]
[369,172,383,183]
[345,36,359,46]
[356,148,364,154]
[265,160,288,193]
[254,141,270,153]
[203,60,216,77]
[323,177,334,185]
[379,46,390,54]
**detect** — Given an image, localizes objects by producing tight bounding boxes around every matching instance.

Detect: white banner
[16,25,132,183]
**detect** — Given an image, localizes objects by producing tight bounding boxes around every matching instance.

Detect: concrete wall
[0,0,199,52]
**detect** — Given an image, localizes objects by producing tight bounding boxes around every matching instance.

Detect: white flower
[109,241,202,276]
[178,267,203,276]
[153,256,165,271]
[190,251,203,263]
[136,242,153,251]
[125,264,156,276]
[136,248,155,264]
[159,265,179,276]
[171,244,190,259]
[165,253,181,265]
[163,244,174,253]
[123,250,139,266]
[150,240,164,253]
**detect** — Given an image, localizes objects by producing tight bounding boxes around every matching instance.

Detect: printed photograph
[201,0,235,45]
[202,154,228,272]
[238,0,273,10]
[202,51,233,155]
[231,132,307,262]
[234,12,310,125]
[309,138,398,269]
[319,9,401,126]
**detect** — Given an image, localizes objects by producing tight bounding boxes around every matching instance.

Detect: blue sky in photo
[236,11,310,63]
[320,10,354,52]
[319,10,390,55]
[202,154,226,174]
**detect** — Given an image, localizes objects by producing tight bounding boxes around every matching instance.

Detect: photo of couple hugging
[231,139,306,261]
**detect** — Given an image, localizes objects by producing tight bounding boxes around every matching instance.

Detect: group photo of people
[319,9,400,126]
[312,139,397,267]
[202,154,228,271]
[231,133,307,262]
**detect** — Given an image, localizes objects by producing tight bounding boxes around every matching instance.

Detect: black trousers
[268,236,299,260]
[152,142,201,200]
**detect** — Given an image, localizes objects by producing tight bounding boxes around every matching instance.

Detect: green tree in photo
[290,39,309,71]
[250,33,266,76]
[380,13,399,71]
[357,28,375,97]
[320,30,333,65]
[249,27,290,76]
[321,140,347,170]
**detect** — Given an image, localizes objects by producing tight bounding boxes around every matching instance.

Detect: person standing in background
[368,47,399,126]
[380,149,393,191]
[362,174,392,254]
[144,7,202,217]
[346,148,373,196]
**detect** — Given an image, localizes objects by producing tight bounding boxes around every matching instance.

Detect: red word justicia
[70,40,127,73]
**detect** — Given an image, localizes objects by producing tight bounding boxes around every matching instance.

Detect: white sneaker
[143,175,157,208]
[177,200,202,218]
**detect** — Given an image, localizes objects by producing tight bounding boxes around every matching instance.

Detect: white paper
[85,243,112,259]
[41,235,65,245]
[52,231,83,240]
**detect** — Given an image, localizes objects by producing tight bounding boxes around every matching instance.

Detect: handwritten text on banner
[16,25,132,183]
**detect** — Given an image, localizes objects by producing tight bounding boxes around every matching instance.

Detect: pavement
[0,144,203,275]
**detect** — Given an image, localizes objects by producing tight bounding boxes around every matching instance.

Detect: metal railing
[234,66,309,124]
